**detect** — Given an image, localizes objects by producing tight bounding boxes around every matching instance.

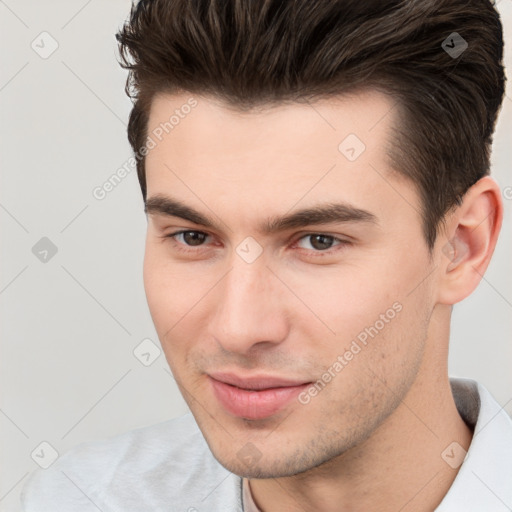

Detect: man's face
[143,90,437,478]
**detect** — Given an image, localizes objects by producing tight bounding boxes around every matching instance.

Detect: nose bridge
[211,255,288,351]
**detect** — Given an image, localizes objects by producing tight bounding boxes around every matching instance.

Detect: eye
[165,230,349,257]
[168,230,211,247]
[296,234,344,251]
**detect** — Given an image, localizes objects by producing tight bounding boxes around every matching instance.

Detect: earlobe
[437,176,503,305]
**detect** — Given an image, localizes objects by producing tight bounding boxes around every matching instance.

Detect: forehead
[144,90,419,229]
[146,89,397,161]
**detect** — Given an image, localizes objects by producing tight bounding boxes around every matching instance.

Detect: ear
[436,176,503,305]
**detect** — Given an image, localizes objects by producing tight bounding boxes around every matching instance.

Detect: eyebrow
[144,194,377,234]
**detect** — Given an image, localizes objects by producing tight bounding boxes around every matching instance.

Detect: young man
[22,0,511,510]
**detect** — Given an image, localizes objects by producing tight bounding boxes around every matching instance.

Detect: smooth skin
[142,90,502,512]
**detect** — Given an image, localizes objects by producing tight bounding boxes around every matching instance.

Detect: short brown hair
[116,0,505,248]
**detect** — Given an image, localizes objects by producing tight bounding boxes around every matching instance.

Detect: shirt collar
[436,378,512,510]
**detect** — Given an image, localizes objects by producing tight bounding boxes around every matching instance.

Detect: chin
[209,440,339,479]
[216,457,303,479]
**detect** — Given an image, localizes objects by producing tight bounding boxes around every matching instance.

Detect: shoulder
[21,413,243,511]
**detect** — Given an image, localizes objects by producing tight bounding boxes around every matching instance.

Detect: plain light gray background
[1,1,511,510]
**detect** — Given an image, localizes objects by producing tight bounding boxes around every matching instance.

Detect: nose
[209,256,290,355]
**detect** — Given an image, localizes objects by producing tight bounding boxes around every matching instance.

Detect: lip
[208,372,311,420]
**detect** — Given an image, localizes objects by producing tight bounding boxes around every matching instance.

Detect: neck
[248,307,473,512]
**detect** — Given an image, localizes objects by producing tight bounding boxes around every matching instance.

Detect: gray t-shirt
[21,378,512,511]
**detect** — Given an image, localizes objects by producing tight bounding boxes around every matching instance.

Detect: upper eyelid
[294,233,345,245]
[169,229,212,242]
[169,229,211,237]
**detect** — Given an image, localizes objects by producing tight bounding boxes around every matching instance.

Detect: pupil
[311,235,333,250]
[184,231,206,246]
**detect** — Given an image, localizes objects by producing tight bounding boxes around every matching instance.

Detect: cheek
[277,263,403,341]
[142,243,221,347]
[143,244,192,336]
[302,300,428,438]
[143,245,171,328]
[143,252,200,379]
[284,253,431,379]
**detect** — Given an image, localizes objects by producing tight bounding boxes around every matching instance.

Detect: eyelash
[165,230,351,257]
